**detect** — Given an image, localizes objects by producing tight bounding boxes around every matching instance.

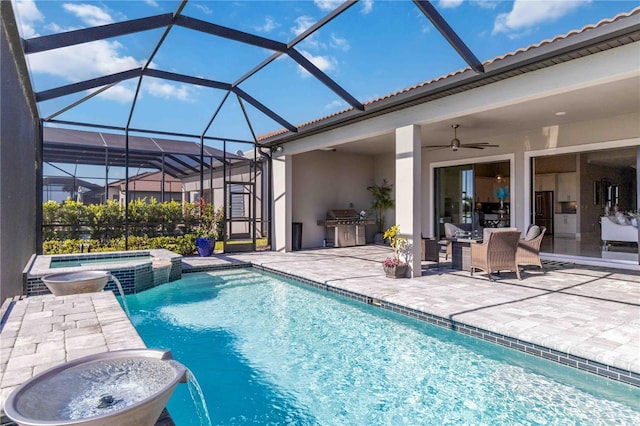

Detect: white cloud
[194,4,213,15]
[330,33,350,51]
[292,15,315,36]
[438,0,463,9]
[144,0,159,7]
[28,40,142,82]
[324,99,346,110]
[254,16,278,33]
[144,80,192,102]
[361,0,374,15]
[473,0,499,10]
[29,41,194,103]
[493,0,591,35]
[13,0,44,37]
[62,3,114,27]
[297,50,337,77]
[93,83,136,103]
[314,0,342,11]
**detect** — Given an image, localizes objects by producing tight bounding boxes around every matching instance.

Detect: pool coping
[185,263,640,388]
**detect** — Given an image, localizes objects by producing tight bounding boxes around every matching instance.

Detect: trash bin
[292,222,303,251]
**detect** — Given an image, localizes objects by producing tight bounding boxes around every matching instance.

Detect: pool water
[50,255,154,268]
[126,269,640,425]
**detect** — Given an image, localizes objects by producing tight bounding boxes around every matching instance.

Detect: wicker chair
[516,226,546,271]
[421,237,440,266]
[470,230,522,281]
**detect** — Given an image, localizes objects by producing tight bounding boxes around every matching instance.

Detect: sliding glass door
[434,161,511,240]
[435,165,474,240]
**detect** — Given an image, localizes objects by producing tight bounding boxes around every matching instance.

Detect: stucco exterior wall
[1,7,39,299]
[292,151,374,248]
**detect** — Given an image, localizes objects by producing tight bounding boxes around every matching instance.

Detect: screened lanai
[2,0,638,279]
[11,0,500,256]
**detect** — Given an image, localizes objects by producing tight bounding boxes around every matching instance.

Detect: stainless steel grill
[318,209,375,247]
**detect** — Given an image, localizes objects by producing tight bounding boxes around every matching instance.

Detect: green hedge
[43,199,223,241]
[42,234,225,256]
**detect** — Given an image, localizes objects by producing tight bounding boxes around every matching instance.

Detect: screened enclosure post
[199,135,204,201]
[36,120,43,255]
[252,152,257,250]
[223,140,227,249]
[104,148,109,204]
[124,130,129,250]
[209,156,213,204]
[161,153,165,203]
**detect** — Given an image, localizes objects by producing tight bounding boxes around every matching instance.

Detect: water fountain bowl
[3,349,187,426]
[41,271,111,296]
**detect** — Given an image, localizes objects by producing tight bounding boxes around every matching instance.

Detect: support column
[272,153,292,252]
[395,125,422,278]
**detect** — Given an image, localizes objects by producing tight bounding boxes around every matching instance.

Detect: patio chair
[470,230,522,281]
[421,237,440,266]
[516,225,546,271]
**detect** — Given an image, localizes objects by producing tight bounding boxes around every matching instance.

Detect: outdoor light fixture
[274,145,283,153]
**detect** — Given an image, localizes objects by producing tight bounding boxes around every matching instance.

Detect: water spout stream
[109,274,130,318]
[186,369,212,426]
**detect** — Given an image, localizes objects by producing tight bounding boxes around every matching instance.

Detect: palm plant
[367,179,394,233]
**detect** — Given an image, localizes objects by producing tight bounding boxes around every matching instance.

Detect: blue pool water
[50,255,154,268]
[126,269,640,425]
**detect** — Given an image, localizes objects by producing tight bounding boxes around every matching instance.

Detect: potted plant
[195,227,216,257]
[382,225,409,278]
[195,199,217,257]
[367,179,394,245]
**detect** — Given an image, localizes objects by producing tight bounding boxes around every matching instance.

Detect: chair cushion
[525,225,541,241]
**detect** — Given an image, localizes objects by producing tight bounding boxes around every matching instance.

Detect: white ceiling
[330,77,639,156]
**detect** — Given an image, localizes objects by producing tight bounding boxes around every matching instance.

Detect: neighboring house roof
[109,171,182,193]
[43,176,102,191]
[257,7,640,144]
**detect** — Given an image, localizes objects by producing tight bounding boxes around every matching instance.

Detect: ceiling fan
[425,124,499,151]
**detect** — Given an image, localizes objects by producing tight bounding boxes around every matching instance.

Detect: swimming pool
[127,269,640,425]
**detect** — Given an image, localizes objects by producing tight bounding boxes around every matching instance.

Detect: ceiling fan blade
[462,143,500,148]
[424,145,451,148]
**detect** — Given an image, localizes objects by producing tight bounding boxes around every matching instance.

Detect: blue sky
[13,0,638,169]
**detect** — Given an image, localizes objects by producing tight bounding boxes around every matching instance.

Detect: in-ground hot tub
[3,349,187,426]
[24,249,182,296]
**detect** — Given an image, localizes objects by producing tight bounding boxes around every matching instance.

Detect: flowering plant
[383,224,408,266]
[383,257,405,267]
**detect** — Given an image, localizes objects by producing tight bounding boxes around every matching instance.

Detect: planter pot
[374,233,386,245]
[383,264,408,278]
[196,237,216,257]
